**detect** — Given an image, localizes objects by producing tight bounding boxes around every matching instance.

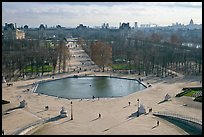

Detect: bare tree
[90,41,112,72]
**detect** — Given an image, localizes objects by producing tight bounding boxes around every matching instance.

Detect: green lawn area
[24,65,53,73]
[183,90,197,97]
[112,64,129,70]
[112,63,143,71]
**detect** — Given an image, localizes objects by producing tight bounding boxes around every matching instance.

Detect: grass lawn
[184,90,198,97]
[112,64,129,70]
[24,65,53,73]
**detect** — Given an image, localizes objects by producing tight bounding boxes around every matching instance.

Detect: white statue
[164,93,171,101]
[2,76,6,83]
[60,107,68,118]
[19,100,27,108]
[138,103,146,114]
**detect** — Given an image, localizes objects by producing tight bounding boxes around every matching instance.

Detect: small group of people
[7,83,13,86]
[147,82,152,87]
[138,78,143,81]
[92,96,100,100]
[45,105,49,110]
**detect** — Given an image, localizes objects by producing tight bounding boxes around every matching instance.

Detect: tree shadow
[144,112,150,115]
[127,111,139,120]
[4,106,21,113]
[103,117,132,132]
[36,110,46,113]
[123,105,129,108]
[158,99,171,104]
[103,128,110,132]
[46,115,65,123]
[152,125,159,129]
[43,116,72,129]
[91,117,100,122]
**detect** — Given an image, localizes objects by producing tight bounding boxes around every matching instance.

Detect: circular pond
[35,76,146,99]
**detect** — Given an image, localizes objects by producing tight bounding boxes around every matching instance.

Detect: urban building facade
[3,23,25,39]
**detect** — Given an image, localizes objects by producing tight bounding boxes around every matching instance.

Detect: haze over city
[2,2,202,28]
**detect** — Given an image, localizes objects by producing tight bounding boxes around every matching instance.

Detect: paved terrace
[2,42,202,135]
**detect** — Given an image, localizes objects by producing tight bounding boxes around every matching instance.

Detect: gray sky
[2,2,202,28]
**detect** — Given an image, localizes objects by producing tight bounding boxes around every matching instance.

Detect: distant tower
[135,22,138,28]
[189,19,194,25]
[106,23,109,28]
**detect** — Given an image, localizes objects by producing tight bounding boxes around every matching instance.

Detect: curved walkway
[153,111,202,125]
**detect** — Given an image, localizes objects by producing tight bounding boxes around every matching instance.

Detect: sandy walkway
[2,43,202,135]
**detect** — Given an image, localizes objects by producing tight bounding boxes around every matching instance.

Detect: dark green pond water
[36,76,146,99]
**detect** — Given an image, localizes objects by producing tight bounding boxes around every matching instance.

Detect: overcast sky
[2,2,202,28]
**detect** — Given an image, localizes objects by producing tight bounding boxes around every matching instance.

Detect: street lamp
[137,99,139,117]
[71,101,73,120]
[127,60,131,74]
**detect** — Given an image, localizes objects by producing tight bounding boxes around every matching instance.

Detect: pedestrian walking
[99,113,101,118]
[128,102,131,106]
[149,108,152,113]
[45,105,49,110]
[157,121,160,126]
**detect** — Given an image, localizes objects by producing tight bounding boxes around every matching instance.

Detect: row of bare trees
[78,38,113,72]
[90,41,112,72]
[77,34,201,77]
[111,37,202,76]
[56,40,71,73]
[2,39,71,81]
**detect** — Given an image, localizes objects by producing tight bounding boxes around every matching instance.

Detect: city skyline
[2,2,202,28]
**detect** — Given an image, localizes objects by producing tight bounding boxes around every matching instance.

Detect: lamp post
[127,60,131,74]
[137,99,139,117]
[71,101,73,120]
